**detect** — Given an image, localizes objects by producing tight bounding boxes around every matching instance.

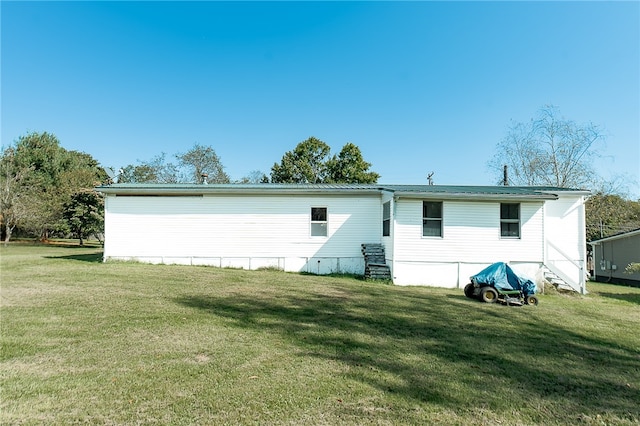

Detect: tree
[118,153,179,184]
[236,170,269,184]
[585,192,640,241]
[626,263,640,274]
[63,190,104,246]
[177,144,230,184]
[489,106,604,188]
[270,138,380,184]
[271,137,331,184]
[118,164,158,183]
[0,132,105,242]
[119,145,229,184]
[0,147,34,244]
[326,143,380,184]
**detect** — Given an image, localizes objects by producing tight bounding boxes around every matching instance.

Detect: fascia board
[589,229,640,245]
[96,186,381,197]
[392,192,558,201]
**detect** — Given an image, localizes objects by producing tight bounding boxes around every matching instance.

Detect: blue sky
[2,1,639,194]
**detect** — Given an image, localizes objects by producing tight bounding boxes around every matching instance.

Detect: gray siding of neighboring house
[592,232,640,286]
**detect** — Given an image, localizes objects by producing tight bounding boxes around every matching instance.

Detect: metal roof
[589,228,640,245]
[96,183,589,200]
[382,185,590,200]
[95,183,382,196]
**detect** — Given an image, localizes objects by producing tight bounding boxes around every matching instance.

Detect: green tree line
[0,134,381,244]
[117,137,379,185]
[2,120,639,246]
[0,132,107,244]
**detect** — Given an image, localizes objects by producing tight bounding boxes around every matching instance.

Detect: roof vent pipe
[201,173,208,185]
[503,165,509,186]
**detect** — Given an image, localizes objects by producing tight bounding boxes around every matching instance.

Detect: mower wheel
[526,295,539,306]
[480,287,499,303]
[464,283,475,299]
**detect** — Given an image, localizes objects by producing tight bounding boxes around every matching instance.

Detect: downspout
[542,201,547,267]
[102,194,110,263]
[578,194,588,294]
[391,194,398,284]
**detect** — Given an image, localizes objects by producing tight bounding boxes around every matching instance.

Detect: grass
[1,244,639,425]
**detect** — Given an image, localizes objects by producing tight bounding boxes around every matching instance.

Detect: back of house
[97,183,589,293]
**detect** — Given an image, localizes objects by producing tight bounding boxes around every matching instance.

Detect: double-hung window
[311,207,327,237]
[382,201,391,237]
[422,201,443,237]
[500,203,520,238]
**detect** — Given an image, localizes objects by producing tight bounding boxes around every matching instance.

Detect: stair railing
[545,240,586,294]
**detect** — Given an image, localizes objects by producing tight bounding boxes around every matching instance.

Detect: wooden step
[362,243,391,280]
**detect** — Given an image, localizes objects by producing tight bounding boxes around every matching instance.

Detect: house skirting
[391,261,544,289]
[104,255,365,275]
[106,256,550,289]
[592,275,640,288]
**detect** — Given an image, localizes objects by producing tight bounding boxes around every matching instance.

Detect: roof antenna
[427,172,434,185]
[503,165,509,186]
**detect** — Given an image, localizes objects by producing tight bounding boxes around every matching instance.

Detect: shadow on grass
[596,292,640,306]
[175,286,640,421]
[7,239,103,249]
[590,283,640,305]
[45,251,103,263]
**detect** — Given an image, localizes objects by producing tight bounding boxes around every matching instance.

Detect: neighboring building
[589,229,640,286]
[96,184,590,293]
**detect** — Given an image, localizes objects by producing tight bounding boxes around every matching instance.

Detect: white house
[97,184,590,293]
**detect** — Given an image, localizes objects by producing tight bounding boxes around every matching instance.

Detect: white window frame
[382,201,391,237]
[310,207,328,237]
[500,203,521,239]
[422,201,443,238]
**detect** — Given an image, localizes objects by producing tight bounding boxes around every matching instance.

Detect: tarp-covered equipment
[470,262,537,296]
[465,262,538,305]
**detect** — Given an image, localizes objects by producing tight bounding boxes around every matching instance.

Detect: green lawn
[1,244,639,425]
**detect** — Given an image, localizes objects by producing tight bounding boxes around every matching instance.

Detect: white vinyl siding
[101,187,586,290]
[394,199,544,262]
[543,194,588,291]
[103,193,380,274]
[392,199,544,285]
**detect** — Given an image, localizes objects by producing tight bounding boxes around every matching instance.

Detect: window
[382,201,391,237]
[500,203,520,238]
[311,207,327,237]
[422,201,443,237]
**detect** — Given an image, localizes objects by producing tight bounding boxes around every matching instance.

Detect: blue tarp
[470,262,537,296]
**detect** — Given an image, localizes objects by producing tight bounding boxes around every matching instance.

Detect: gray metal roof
[589,228,640,244]
[96,183,589,200]
[95,183,382,196]
[382,185,590,200]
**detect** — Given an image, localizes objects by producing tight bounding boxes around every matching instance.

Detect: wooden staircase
[361,243,391,280]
